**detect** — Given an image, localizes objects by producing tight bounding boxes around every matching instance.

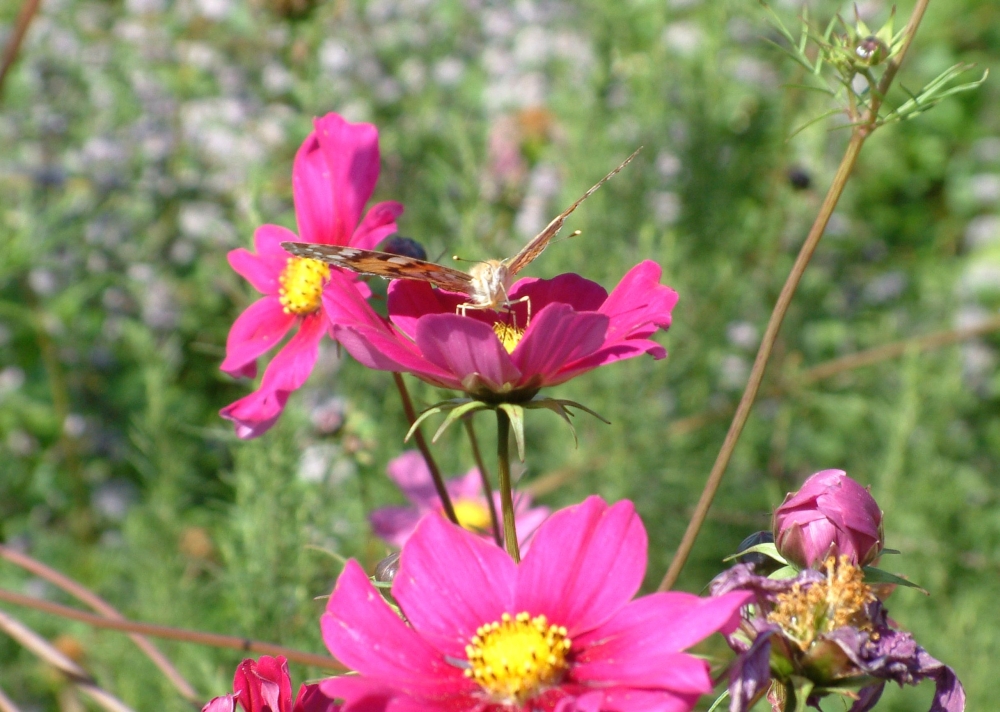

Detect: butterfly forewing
[503,146,643,277]
[280,242,476,295]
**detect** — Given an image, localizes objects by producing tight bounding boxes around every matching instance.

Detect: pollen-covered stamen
[767,555,875,650]
[465,611,570,704]
[452,499,492,533]
[279,257,331,315]
[492,322,525,353]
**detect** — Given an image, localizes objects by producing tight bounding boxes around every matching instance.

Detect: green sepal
[789,676,815,712]
[863,566,928,595]
[723,542,788,565]
[432,400,490,443]
[498,403,526,461]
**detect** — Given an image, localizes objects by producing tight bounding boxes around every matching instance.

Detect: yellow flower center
[767,556,875,651]
[465,612,570,704]
[453,499,493,533]
[278,257,330,315]
[492,322,525,353]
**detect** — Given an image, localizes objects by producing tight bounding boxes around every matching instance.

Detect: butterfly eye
[378,236,428,261]
[374,551,401,584]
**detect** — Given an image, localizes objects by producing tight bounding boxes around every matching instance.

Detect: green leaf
[770,565,800,580]
[863,566,929,595]
[790,676,815,712]
[723,542,789,565]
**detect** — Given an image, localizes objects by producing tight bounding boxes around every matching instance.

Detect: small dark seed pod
[736,530,775,567]
[378,236,428,261]
[374,552,401,584]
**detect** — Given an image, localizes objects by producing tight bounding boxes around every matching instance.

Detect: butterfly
[281,147,641,316]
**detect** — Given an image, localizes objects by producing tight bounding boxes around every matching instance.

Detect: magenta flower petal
[202,695,235,712]
[386,280,471,341]
[507,272,608,313]
[220,388,289,440]
[600,260,679,339]
[320,561,468,695]
[393,515,516,658]
[510,303,608,381]
[351,200,405,250]
[573,591,752,692]
[228,227,293,295]
[293,115,381,244]
[220,297,296,378]
[573,688,701,712]
[415,315,522,393]
[515,496,646,636]
[257,312,326,394]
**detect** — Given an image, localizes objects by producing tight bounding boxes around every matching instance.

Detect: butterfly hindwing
[280,242,476,295]
[504,146,643,277]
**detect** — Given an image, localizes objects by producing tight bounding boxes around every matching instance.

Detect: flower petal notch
[219,113,402,439]
[321,497,751,712]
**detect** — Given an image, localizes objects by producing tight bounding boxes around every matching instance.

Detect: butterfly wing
[504,146,643,277]
[281,242,475,295]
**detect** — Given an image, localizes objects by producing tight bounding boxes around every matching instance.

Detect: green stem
[658,0,932,592]
[495,409,520,562]
[464,418,502,546]
[392,373,458,526]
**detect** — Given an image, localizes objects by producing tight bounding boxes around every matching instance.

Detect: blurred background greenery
[0,0,997,709]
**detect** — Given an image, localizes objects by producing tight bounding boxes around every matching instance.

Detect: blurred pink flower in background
[219,113,402,438]
[370,450,548,547]
[325,261,678,401]
[322,496,752,712]
[773,469,884,569]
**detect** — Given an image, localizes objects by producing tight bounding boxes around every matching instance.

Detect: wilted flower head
[219,113,402,438]
[773,469,883,569]
[711,560,965,712]
[369,450,548,547]
[322,496,752,712]
[201,656,339,712]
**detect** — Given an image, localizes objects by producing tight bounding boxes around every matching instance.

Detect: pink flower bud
[772,470,884,568]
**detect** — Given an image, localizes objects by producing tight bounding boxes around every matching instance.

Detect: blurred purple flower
[369,450,548,548]
[773,469,883,569]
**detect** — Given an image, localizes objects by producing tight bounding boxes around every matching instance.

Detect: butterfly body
[280,147,641,314]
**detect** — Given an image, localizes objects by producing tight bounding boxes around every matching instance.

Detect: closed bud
[374,552,401,584]
[377,236,428,261]
[772,470,884,569]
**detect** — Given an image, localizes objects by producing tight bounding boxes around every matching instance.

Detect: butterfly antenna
[549,229,583,247]
[452,255,487,265]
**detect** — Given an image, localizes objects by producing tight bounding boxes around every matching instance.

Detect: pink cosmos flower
[219,113,403,438]
[370,450,549,547]
[320,496,752,711]
[322,261,677,401]
[773,469,884,569]
[201,656,339,712]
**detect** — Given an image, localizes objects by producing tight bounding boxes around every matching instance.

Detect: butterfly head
[468,259,512,310]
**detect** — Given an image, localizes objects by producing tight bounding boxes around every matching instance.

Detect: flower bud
[772,470,883,569]
[374,552,401,584]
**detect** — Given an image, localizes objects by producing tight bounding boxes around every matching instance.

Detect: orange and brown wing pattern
[503,147,643,277]
[280,242,476,295]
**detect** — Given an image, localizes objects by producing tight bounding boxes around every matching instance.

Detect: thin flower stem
[0,587,345,671]
[0,0,42,105]
[495,410,520,563]
[658,0,932,592]
[0,682,23,712]
[0,545,199,702]
[463,419,502,546]
[392,373,459,526]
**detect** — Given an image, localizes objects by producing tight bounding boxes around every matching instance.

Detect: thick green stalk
[495,409,520,562]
